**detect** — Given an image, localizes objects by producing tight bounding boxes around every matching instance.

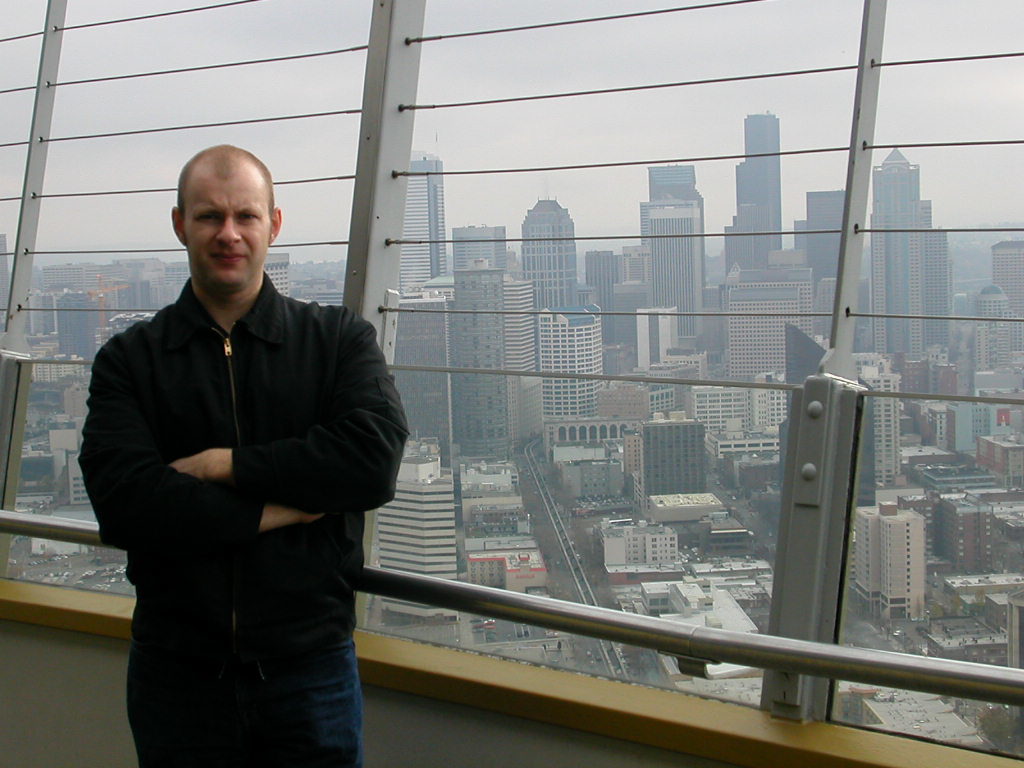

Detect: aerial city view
[6,100,1024,750]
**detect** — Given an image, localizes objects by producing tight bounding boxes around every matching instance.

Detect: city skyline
[1,1,1021,267]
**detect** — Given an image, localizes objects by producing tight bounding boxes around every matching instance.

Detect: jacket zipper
[216,327,244,654]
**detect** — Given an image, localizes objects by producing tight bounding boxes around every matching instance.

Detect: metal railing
[4,507,1024,708]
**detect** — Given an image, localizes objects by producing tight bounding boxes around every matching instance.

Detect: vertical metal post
[760,0,887,721]
[0,355,32,574]
[0,1,67,576]
[345,0,426,622]
[821,0,887,381]
[2,0,68,353]
[344,0,427,356]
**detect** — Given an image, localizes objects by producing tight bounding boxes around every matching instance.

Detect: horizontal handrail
[3,509,1024,707]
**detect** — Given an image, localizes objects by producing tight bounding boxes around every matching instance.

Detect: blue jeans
[127,640,363,768]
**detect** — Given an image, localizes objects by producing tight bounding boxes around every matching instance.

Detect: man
[79,145,408,767]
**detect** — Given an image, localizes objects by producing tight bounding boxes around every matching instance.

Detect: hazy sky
[2,0,1021,268]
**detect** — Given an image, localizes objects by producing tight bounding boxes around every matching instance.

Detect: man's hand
[170,448,234,485]
[259,503,324,533]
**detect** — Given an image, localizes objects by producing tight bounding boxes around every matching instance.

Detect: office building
[641,166,705,342]
[394,292,452,461]
[869,150,950,355]
[400,151,447,292]
[452,225,507,271]
[724,113,782,271]
[521,199,577,310]
[851,503,926,620]
[973,285,1014,372]
[991,240,1024,318]
[451,263,511,459]
[638,413,706,505]
[857,357,902,487]
[725,265,813,380]
[794,190,845,289]
[648,203,704,342]
[265,252,290,297]
[636,307,676,371]
[584,249,619,316]
[538,306,602,420]
[377,454,458,620]
[55,292,99,359]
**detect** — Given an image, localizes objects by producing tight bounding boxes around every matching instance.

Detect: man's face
[172,159,282,305]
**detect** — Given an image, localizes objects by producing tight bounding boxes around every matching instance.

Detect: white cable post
[344,0,427,341]
[0,1,68,576]
[820,0,887,380]
[761,0,887,722]
[346,0,427,622]
[2,0,68,353]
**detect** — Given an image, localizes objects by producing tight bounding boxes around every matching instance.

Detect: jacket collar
[164,275,286,350]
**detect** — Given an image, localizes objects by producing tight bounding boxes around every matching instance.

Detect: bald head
[176,145,275,215]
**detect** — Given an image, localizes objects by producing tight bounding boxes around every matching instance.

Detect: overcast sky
[2,0,1021,269]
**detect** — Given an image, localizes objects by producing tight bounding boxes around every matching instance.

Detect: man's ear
[171,207,187,246]
[269,207,283,244]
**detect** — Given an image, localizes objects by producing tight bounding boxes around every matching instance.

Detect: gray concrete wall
[1,620,731,768]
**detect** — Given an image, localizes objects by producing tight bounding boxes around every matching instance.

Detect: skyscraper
[452,225,507,271]
[851,504,926,620]
[991,240,1024,318]
[538,306,602,420]
[724,113,782,271]
[648,204,704,342]
[639,414,706,501]
[400,151,447,293]
[869,150,950,355]
[394,293,452,462]
[641,165,705,342]
[377,453,458,620]
[451,263,510,459]
[974,285,1014,372]
[725,265,813,380]
[521,200,578,310]
[794,190,845,289]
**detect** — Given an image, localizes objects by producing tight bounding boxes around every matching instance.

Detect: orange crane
[87,278,129,328]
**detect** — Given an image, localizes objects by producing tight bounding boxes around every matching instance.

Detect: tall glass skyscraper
[400,151,447,293]
[869,149,950,355]
[641,165,705,342]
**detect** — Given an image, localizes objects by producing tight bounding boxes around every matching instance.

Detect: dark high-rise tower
[451,263,511,459]
[521,200,578,310]
[394,293,452,462]
[795,190,845,289]
[724,113,782,271]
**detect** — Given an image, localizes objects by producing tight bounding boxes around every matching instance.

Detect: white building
[686,378,788,435]
[538,306,602,420]
[399,151,446,292]
[856,355,902,486]
[725,266,813,380]
[601,519,679,566]
[851,503,926,620]
[377,454,458,619]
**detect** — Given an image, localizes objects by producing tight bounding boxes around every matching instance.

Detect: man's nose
[216,217,241,242]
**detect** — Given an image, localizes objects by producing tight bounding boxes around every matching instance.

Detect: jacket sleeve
[232,318,409,515]
[79,340,265,553]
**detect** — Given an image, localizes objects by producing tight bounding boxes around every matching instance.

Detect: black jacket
[79,278,408,661]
